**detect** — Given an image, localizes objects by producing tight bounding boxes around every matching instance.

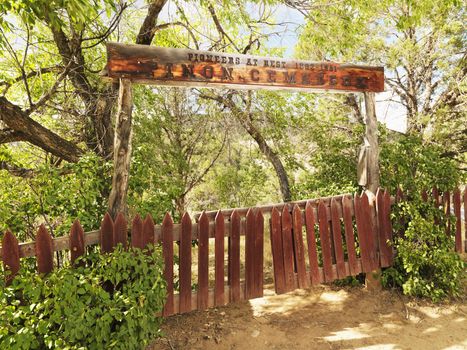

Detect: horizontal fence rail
[1,186,466,316]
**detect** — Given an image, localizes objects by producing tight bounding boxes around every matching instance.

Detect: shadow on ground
[149,284,466,350]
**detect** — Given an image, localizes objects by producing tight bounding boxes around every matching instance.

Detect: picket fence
[1,187,465,316]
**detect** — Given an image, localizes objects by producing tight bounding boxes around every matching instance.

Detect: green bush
[0,245,166,349]
[382,199,465,302]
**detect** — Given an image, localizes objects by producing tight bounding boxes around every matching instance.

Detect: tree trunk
[238,113,292,202]
[363,92,380,194]
[108,79,133,218]
[0,97,82,162]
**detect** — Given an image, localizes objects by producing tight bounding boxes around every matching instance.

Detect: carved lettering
[267,70,276,83]
[202,65,214,79]
[182,64,195,78]
[356,77,368,89]
[284,71,296,84]
[221,67,234,80]
[342,76,351,86]
[164,63,174,79]
[250,69,259,81]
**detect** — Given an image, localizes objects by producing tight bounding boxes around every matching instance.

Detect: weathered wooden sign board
[104,42,384,93]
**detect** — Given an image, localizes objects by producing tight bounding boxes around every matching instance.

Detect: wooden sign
[104,42,384,93]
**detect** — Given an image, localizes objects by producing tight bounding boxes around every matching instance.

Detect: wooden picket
[330,198,346,278]
[270,207,286,293]
[1,186,465,318]
[131,214,143,249]
[179,212,192,313]
[114,213,127,248]
[214,211,225,306]
[197,212,209,310]
[342,196,359,275]
[453,189,462,253]
[292,205,308,288]
[318,200,334,282]
[69,220,85,265]
[100,213,114,253]
[376,189,393,267]
[254,210,264,298]
[36,225,53,274]
[162,213,174,316]
[142,214,155,248]
[304,202,320,285]
[229,210,241,302]
[245,208,256,299]
[443,191,451,236]
[281,206,295,291]
[2,231,19,284]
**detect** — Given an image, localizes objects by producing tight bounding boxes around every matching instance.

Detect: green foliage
[0,245,166,349]
[291,95,364,198]
[0,153,110,241]
[380,134,463,192]
[382,200,465,301]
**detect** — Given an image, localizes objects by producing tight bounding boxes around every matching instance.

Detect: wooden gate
[270,191,393,294]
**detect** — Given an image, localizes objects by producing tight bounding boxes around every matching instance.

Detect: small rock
[251,330,260,338]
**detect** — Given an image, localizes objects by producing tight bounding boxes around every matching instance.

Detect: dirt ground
[150,285,467,350]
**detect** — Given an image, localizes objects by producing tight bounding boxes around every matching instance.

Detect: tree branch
[0,97,83,162]
[136,0,168,45]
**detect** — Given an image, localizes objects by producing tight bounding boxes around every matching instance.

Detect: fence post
[363,91,382,290]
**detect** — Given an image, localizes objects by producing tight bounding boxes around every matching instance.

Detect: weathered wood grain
[179,212,192,313]
[342,196,359,275]
[197,212,209,310]
[113,213,128,248]
[36,225,54,274]
[100,213,114,253]
[281,206,295,291]
[292,205,308,288]
[255,209,264,298]
[229,210,241,302]
[245,208,256,299]
[69,220,85,265]
[131,214,143,249]
[318,201,334,282]
[270,207,286,293]
[304,202,320,285]
[214,211,225,306]
[162,213,174,316]
[105,43,384,93]
[2,230,20,284]
[330,198,346,278]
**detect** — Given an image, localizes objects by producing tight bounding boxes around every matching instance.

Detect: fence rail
[1,186,466,317]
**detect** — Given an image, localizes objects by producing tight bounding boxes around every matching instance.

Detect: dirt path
[150,285,466,350]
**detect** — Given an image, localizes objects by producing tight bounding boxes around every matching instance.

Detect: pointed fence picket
[1,186,465,317]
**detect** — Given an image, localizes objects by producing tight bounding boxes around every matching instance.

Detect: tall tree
[292,0,466,161]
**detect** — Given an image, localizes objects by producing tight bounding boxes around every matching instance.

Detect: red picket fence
[1,187,466,316]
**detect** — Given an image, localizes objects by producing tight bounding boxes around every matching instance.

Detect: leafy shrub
[382,199,465,302]
[0,245,166,349]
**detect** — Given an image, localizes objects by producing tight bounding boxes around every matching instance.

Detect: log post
[363,91,382,290]
[108,79,133,218]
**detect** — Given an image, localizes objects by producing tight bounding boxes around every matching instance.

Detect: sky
[150,1,407,133]
[265,5,407,133]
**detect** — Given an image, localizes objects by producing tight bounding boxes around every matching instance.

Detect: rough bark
[202,93,292,202]
[363,91,381,290]
[363,92,380,194]
[136,0,168,45]
[0,97,82,162]
[108,79,133,218]
[238,113,292,202]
